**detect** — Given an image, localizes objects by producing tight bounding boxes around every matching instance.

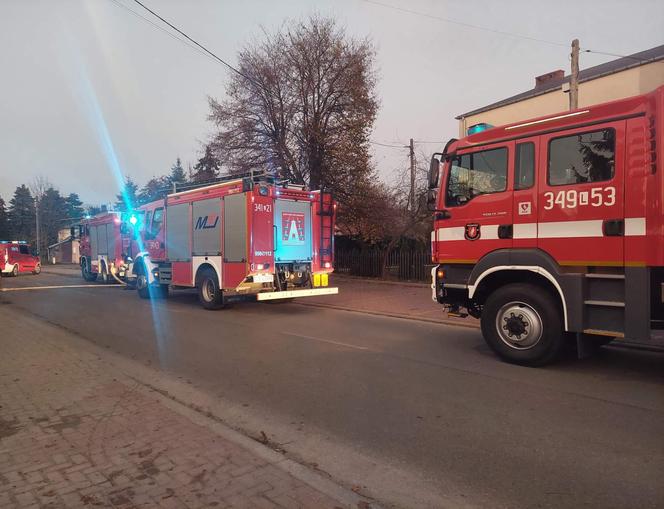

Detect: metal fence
[334,248,433,282]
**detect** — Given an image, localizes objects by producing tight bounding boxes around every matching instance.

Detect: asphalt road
[2,271,663,508]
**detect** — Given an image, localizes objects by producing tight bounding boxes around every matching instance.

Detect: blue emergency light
[129,215,138,225]
[467,123,494,136]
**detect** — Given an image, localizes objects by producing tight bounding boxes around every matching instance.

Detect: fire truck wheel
[136,273,150,299]
[197,268,225,310]
[12,264,19,277]
[481,283,566,367]
[81,262,98,282]
[32,263,41,275]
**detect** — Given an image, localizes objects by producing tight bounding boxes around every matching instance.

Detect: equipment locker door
[274,199,312,263]
[537,123,625,267]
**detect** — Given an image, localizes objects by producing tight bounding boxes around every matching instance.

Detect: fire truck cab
[429,85,664,366]
[131,178,337,308]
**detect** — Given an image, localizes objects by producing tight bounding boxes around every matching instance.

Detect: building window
[548,128,615,186]
[446,147,508,206]
[515,142,535,190]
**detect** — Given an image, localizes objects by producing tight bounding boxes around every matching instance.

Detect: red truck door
[537,123,624,267]
[438,142,513,264]
[18,244,35,271]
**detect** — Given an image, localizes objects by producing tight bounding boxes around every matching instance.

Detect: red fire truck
[428,85,663,366]
[79,212,137,283]
[130,178,337,308]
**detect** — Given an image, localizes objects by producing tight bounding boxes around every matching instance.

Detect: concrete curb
[297,300,480,330]
[332,274,428,288]
[131,379,378,509]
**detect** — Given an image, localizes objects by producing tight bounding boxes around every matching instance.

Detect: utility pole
[409,138,415,212]
[569,38,580,110]
[35,197,40,259]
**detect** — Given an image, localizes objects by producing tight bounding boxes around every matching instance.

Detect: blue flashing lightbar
[467,123,494,136]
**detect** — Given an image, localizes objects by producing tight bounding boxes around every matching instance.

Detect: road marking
[284,332,370,351]
[0,284,120,292]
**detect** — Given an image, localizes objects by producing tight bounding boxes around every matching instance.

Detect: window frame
[546,127,616,187]
[151,207,164,236]
[514,141,535,191]
[445,146,509,207]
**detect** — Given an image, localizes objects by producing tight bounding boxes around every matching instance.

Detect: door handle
[498,224,513,239]
[602,219,624,237]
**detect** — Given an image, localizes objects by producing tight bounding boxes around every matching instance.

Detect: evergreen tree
[115,176,139,211]
[38,188,68,254]
[191,145,220,183]
[0,197,9,240]
[138,176,170,205]
[8,185,35,242]
[169,157,187,189]
[86,205,103,217]
[64,193,84,220]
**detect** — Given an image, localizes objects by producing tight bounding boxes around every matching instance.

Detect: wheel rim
[202,279,216,302]
[35,264,40,274]
[495,301,543,350]
[137,274,147,290]
[13,265,18,276]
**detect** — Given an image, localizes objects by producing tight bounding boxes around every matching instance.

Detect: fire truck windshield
[446,147,507,206]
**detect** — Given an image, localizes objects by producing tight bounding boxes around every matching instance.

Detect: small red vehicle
[0,241,41,276]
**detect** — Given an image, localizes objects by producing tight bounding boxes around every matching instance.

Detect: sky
[1,0,662,207]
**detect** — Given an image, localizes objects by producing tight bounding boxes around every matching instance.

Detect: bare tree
[208,16,379,204]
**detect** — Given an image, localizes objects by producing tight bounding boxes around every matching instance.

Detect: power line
[128,0,261,86]
[361,0,568,48]
[362,0,664,65]
[369,140,407,149]
[108,0,217,65]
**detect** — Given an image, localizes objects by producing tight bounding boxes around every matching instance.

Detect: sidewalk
[0,305,365,508]
[42,266,478,329]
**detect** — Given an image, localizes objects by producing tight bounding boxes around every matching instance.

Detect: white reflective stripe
[482,225,499,240]
[513,223,537,239]
[537,220,603,239]
[625,217,646,236]
[434,218,647,241]
[437,227,465,241]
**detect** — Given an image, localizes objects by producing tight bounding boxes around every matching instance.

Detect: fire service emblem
[464,223,481,241]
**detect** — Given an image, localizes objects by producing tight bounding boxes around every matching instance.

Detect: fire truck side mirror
[428,155,441,189]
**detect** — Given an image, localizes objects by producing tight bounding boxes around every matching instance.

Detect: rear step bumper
[256,287,339,301]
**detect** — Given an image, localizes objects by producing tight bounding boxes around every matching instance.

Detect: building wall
[458,61,664,137]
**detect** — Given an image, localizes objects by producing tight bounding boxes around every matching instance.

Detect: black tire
[81,260,98,282]
[197,268,224,310]
[481,283,566,367]
[135,262,151,299]
[12,264,19,277]
[32,263,41,275]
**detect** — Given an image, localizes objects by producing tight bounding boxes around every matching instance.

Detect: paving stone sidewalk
[0,306,351,509]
